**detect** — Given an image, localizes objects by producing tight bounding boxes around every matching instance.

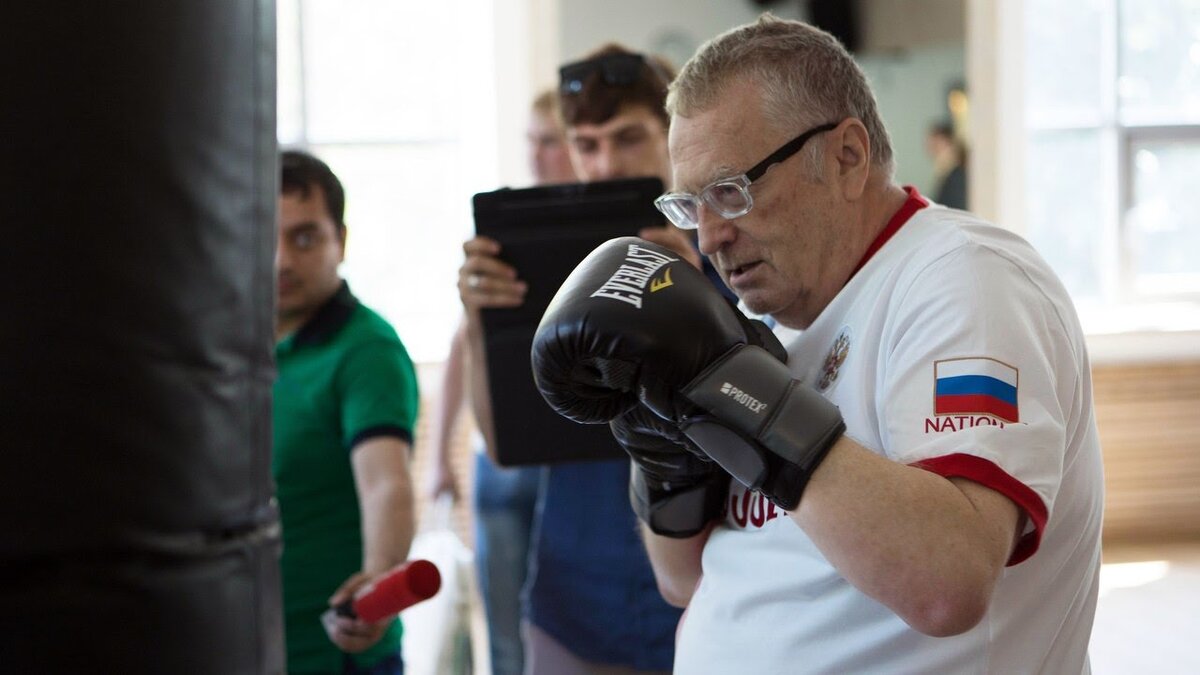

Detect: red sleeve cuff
[910,453,1048,566]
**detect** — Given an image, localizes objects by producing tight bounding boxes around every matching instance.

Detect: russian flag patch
[934,357,1019,423]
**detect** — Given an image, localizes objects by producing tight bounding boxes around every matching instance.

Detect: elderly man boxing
[533,14,1104,675]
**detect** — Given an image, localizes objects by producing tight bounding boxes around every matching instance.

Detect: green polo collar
[282,280,357,350]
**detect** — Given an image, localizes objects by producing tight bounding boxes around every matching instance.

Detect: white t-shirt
[674,200,1104,675]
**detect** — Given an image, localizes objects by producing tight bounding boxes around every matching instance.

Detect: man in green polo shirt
[274,150,419,675]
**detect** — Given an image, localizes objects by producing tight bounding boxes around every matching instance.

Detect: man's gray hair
[667,14,894,177]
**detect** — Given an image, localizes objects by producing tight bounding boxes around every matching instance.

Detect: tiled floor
[1091,540,1200,674]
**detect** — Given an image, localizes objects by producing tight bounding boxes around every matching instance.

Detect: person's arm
[323,330,420,653]
[458,236,526,462]
[640,522,713,607]
[636,439,1021,630]
[779,244,1059,638]
[626,227,716,605]
[529,235,1027,636]
[326,436,416,653]
[425,319,467,500]
[462,312,497,460]
[353,436,417,573]
[792,437,1021,637]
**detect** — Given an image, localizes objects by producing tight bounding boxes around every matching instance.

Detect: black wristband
[629,464,729,538]
[680,344,845,510]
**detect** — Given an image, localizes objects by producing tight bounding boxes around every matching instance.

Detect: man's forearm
[430,320,469,469]
[353,437,417,574]
[791,436,1021,636]
[463,312,498,459]
[641,522,712,607]
[360,477,415,574]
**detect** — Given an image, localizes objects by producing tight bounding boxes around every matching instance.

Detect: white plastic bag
[401,494,476,675]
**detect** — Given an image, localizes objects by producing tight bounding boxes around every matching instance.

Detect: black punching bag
[0,3,282,673]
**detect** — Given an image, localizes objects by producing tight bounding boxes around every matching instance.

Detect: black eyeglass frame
[742,121,839,182]
[654,121,840,230]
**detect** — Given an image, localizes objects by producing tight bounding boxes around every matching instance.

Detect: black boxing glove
[532,237,845,510]
[612,405,729,538]
[533,237,762,423]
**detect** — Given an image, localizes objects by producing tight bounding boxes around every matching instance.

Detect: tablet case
[472,177,665,465]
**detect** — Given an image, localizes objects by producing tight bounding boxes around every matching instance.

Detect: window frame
[275,0,530,364]
[969,0,1200,361]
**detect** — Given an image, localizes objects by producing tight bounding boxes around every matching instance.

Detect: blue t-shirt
[525,458,681,670]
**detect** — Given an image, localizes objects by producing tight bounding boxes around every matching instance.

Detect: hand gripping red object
[334,559,442,622]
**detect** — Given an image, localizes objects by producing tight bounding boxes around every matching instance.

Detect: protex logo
[720,382,768,414]
[590,244,678,309]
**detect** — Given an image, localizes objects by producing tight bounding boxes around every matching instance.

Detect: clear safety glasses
[654,121,839,230]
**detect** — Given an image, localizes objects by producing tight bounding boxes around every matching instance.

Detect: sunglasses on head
[559,52,661,94]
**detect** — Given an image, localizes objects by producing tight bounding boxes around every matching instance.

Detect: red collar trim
[848,185,928,278]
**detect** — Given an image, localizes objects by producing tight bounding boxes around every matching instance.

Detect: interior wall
[858,45,966,193]
[556,0,802,67]
[1093,361,1200,543]
[553,0,966,193]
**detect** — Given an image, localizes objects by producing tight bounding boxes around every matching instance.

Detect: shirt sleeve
[877,242,1083,565]
[335,338,419,451]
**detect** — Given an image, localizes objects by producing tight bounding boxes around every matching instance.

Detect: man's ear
[338,224,348,261]
[834,119,871,200]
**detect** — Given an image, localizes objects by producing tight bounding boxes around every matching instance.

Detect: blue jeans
[473,452,541,675]
[341,650,403,675]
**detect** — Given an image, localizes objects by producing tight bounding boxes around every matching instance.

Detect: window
[1022,0,1200,335]
[277,0,500,362]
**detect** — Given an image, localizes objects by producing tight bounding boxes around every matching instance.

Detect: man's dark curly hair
[280,149,345,230]
[558,43,675,129]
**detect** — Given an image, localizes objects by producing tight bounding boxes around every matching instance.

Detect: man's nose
[696,206,735,257]
[274,240,290,271]
[593,146,620,180]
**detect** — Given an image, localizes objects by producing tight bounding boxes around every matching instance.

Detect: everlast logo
[649,268,673,293]
[720,382,768,414]
[590,244,678,309]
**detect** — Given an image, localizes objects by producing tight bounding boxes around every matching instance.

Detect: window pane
[1128,138,1200,293]
[312,144,475,362]
[1119,0,1200,125]
[1025,0,1107,127]
[277,0,304,144]
[301,0,459,143]
[1025,129,1107,302]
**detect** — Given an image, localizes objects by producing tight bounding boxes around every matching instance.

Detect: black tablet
[472,177,665,466]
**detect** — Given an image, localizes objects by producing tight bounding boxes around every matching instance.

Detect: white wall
[550,0,965,193]
[859,45,967,193]
[557,0,803,67]
[492,0,562,187]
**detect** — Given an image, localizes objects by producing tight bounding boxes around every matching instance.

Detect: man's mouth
[727,261,762,280]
